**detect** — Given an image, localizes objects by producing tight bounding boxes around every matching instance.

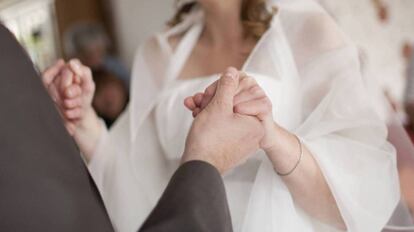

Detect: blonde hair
[168,0,277,39]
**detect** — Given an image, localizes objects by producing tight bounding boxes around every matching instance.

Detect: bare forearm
[73,108,104,163]
[266,124,346,230]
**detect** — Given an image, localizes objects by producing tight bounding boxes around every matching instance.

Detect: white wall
[110,0,174,68]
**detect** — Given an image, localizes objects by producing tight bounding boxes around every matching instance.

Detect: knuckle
[243,76,256,85]
[249,85,264,95]
[84,67,92,77]
[262,98,273,111]
[78,108,84,117]
[65,111,72,118]
[266,99,273,108]
[220,76,235,86]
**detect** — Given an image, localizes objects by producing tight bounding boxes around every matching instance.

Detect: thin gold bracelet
[276,135,303,176]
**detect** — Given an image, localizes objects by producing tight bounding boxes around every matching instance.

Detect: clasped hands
[42,59,287,174]
[182,67,287,174]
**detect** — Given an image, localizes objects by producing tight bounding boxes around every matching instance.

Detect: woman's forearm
[265,123,346,230]
[73,108,104,163]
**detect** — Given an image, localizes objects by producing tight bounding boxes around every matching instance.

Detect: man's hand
[182,68,264,174]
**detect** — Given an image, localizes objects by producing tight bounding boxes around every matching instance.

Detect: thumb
[209,67,239,112]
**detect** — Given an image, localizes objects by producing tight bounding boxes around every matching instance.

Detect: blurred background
[0,0,175,126]
[1,0,414,128]
[0,0,414,229]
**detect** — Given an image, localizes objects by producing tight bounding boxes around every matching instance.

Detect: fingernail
[70,60,82,74]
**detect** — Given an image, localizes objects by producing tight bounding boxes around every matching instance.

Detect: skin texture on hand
[41,59,102,161]
[182,68,264,174]
[185,72,279,151]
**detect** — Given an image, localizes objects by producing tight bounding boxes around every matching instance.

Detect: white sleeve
[296,45,400,231]
[88,109,131,189]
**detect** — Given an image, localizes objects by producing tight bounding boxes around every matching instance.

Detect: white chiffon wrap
[88,0,400,231]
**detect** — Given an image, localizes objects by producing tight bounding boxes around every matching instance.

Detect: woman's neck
[201,2,244,47]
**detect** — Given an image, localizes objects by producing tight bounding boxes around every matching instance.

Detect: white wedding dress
[88,0,400,231]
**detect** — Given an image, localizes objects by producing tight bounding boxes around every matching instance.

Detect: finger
[64,97,82,109]
[69,59,95,93]
[68,59,82,84]
[184,96,197,110]
[200,80,218,110]
[209,67,240,111]
[194,92,204,107]
[236,74,257,93]
[64,108,82,120]
[234,85,266,105]
[68,59,83,77]
[200,72,251,109]
[42,59,65,87]
[80,66,95,93]
[234,97,272,121]
[60,68,75,91]
[192,107,201,118]
[65,85,82,98]
[48,84,62,103]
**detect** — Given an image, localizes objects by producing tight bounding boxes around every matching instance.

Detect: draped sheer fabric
[88,0,402,231]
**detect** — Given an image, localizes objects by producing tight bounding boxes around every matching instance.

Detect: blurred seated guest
[64,23,130,87]
[93,69,129,127]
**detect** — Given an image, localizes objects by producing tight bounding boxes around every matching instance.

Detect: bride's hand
[184,69,279,152]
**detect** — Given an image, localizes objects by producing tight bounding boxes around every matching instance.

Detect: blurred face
[79,41,107,69]
[94,83,127,120]
[93,72,128,121]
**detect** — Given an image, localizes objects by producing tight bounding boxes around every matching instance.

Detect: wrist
[261,120,282,152]
[73,107,104,162]
[264,124,303,174]
[181,150,224,174]
[76,107,99,131]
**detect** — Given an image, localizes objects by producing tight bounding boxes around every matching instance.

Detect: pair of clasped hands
[42,59,281,174]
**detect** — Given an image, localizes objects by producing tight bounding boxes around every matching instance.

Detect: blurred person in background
[92,69,129,127]
[404,42,414,137]
[43,0,402,231]
[64,23,130,88]
[64,23,130,125]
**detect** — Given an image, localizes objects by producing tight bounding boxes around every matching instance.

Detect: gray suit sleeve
[0,24,114,232]
[139,161,233,232]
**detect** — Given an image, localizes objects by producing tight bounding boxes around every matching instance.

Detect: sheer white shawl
[89,0,401,231]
